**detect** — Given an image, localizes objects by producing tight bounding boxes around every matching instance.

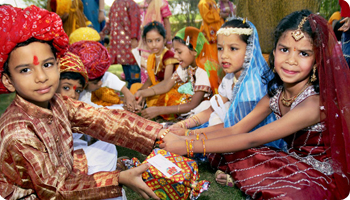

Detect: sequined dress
[209,86,343,199]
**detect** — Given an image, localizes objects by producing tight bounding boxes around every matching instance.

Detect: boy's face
[1,42,60,108]
[57,79,84,100]
[86,79,102,92]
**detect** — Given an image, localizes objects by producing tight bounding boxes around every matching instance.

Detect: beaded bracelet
[159,129,169,143]
[186,139,189,157]
[201,132,208,140]
[189,139,194,157]
[202,138,206,156]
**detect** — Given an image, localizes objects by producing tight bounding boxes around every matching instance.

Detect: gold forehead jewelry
[217,27,253,36]
[291,16,308,41]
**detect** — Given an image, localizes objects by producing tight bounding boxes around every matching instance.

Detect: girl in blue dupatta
[169,18,286,154]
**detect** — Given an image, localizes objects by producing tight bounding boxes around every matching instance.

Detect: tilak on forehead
[73,85,77,90]
[33,55,39,65]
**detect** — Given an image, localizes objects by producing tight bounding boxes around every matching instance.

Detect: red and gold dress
[0,94,162,199]
[208,86,347,199]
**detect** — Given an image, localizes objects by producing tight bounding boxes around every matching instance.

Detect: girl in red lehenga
[161,10,350,199]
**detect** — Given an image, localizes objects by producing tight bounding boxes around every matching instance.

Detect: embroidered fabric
[269,86,326,132]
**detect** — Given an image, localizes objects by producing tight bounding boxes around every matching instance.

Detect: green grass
[0,64,245,199]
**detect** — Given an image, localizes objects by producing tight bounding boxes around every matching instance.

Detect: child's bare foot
[215,170,234,187]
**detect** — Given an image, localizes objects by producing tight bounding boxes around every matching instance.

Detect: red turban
[68,41,110,80]
[60,52,88,86]
[0,5,69,94]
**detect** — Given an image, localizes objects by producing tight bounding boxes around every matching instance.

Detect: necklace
[281,82,310,107]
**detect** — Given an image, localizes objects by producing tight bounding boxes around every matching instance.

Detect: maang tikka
[291,16,308,41]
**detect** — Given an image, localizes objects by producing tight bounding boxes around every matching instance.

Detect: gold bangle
[151,87,156,95]
[202,138,206,156]
[189,139,194,157]
[186,139,189,157]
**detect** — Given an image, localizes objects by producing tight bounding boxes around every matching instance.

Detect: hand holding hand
[169,127,188,136]
[119,164,160,199]
[141,107,160,119]
[159,139,187,156]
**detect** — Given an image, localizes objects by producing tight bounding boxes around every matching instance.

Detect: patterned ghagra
[209,86,347,199]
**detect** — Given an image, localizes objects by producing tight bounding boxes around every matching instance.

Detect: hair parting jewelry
[291,16,308,41]
[311,65,317,82]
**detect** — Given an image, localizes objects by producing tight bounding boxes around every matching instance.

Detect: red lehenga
[208,86,346,199]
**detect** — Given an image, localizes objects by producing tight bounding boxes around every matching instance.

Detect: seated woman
[135,26,224,120]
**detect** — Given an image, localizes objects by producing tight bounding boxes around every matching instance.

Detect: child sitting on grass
[69,40,137,111]
[0,5,172,199]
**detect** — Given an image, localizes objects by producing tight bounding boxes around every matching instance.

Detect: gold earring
[311,65,317,82]
[273,68,276,73]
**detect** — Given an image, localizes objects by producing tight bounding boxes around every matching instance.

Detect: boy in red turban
[0,5,168,199]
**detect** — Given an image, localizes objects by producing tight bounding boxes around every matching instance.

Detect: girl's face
[1,42,60,108]
[145,29,165,55]
[217,33,247,77]
[273,30,315,85]
[57,78,84,100]
[173,40,197,69]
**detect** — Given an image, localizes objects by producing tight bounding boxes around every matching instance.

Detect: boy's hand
[119,164,160,200]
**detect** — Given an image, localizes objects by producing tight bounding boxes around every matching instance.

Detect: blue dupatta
[223,19,286,149]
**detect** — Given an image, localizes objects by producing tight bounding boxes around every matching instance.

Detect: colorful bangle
[186,139,189,157]
[196,132,200,141]
[193,115,201,126]
[159,129,169,142]
[201,132,208,140]
[185,129,191,136]
[202,138,206,156]
[179,121,185,128]
[189,139,194,157]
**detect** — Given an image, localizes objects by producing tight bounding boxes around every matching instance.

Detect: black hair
[2,37,57,77]
[221,19,251,44]
[60,72,86,88]
[142,21,166,39]
[172,36,196,52]
[263,9,319,97]
[104,36,110,45]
